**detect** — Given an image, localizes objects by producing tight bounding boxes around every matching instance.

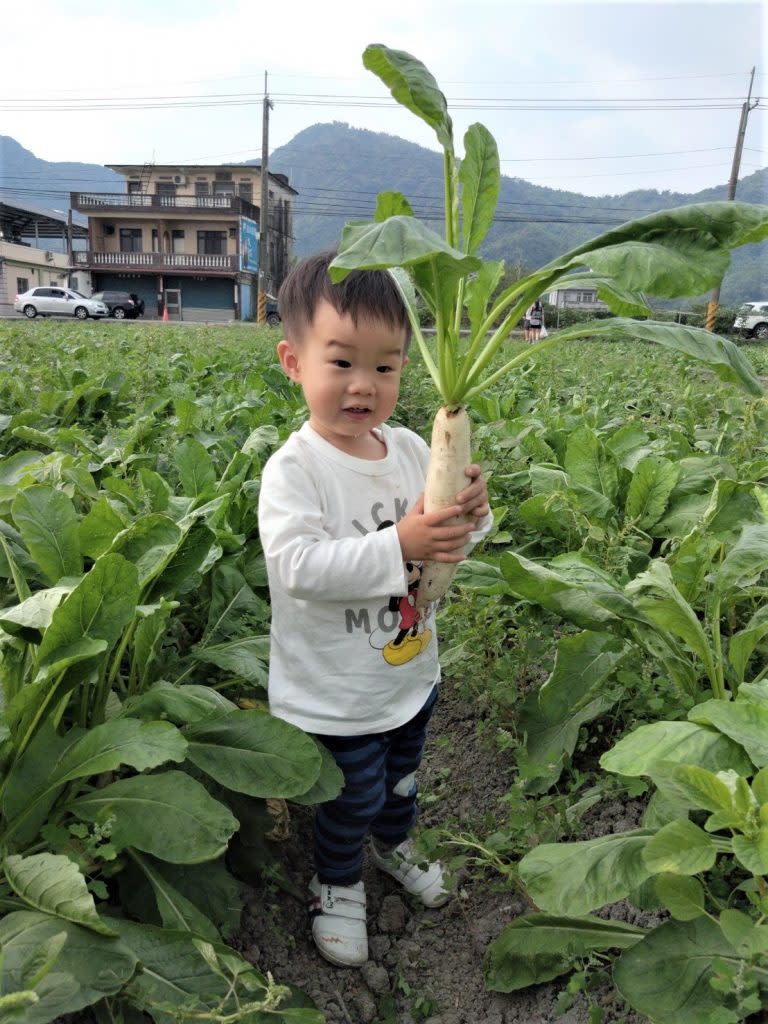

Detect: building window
[195,181,210,196]
[213,180,234,197]
[238,182,253,202]
[197,230,227,255]
[172,229,185,254]
[156,182,177,198]
[119,228,143,252]
[16,277,29,294]
[70,277,79,291]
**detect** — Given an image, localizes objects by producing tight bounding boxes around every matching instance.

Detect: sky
[1,0,765,201]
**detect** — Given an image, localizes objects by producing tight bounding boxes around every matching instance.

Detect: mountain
[0,136,123,212]
[268,123,767,304]
[2,128,765,303]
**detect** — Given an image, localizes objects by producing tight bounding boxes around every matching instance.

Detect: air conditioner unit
[173,175,187,185]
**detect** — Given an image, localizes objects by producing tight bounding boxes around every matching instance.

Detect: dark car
[266,296,280,327]
[91,291,145,319]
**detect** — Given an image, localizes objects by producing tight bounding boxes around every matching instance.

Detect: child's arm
[258,455,471,602]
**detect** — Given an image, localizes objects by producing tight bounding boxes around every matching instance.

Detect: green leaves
[174,437,217,500]
[460,123,500,254]
[485,914,644,992]
[642,820,717,875]
[519,630,626,792]
[564,424,619,502]
[613,917,757,1024]
[330,215,480,281]
[363,44,453,151]
[12,485,82,584]
[0,910,137,1023]
[55,719,187,782]
[689,697,768,767]
[36,553,139,673]
[608,318,764,397]
[344,44,767,407]
[654,874,706,921]
[500,551,622,631]
[625,456,679,530]
[519,830,654,915]
[600,720,753,779]
[4,853,116,936]
[69,770,238,864]
[184,709,324,799]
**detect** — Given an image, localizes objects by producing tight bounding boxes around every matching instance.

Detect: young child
[258,250,491,967]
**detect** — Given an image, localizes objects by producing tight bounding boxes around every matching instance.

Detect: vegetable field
[0,318,766,1023]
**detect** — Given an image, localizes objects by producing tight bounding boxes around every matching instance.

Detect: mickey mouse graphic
[376,521,433,667]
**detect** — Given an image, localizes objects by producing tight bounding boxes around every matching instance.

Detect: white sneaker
[308,875,368,966]
[370,837,451,908]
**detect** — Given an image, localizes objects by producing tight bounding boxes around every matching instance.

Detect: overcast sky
[2,0,765,199]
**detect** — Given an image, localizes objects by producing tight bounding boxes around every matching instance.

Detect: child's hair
[277,249,411,352]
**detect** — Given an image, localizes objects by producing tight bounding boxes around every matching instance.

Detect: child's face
[278,298,407,455]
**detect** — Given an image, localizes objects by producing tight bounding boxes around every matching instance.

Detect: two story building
[70,164,297,321]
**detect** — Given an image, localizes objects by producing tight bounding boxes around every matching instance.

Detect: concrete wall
[0,241,92,315]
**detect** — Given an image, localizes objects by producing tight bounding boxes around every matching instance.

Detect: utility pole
[705,66,758,331]
[257,72,274,324]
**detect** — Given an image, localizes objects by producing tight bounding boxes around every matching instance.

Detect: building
[70,164,297,321]
[547,286,608,310]
[0,200,91,316]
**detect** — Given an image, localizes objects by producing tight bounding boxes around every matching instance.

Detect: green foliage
[486,683,768,1023]
[0,322,337,1022]
[330,44,767,408]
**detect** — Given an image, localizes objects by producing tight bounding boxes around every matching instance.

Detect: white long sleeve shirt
[258,421,490,735]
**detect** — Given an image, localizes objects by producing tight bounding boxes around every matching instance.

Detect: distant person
[525,300,544,342]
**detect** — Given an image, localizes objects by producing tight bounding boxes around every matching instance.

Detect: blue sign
[240,218,259,273]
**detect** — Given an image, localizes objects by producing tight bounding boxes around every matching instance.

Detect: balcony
[70,192,260,221]
[73,251,239,274]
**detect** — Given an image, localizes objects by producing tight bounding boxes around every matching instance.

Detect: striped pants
[313,686,438,885]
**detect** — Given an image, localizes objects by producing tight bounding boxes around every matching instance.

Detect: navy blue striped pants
[312,686,438,885]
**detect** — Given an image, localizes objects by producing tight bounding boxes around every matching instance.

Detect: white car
[733,301,768,340]
[14,286,108,320]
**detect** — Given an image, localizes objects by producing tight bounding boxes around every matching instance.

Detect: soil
[235,684,650,1024]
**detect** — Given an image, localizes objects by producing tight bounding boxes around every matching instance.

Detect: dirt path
[236,685,647,1024]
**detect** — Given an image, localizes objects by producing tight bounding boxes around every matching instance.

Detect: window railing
[73,251,239,271]
[70,192,262,220]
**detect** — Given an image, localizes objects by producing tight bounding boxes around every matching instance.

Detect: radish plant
[330,44,767,607]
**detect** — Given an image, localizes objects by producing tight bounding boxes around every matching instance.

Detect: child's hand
[396,495,474,563]
[457,464,490,523]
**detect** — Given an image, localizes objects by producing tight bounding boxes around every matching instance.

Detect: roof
[105,164,298,196]
[0,199,88,239]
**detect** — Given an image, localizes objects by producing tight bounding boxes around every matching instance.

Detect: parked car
[14,287,108,320]
[90,291,145,319]
[733,301,768,339]
[266,296,280,327]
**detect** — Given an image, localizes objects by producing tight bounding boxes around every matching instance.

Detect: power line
[0,90,750,114]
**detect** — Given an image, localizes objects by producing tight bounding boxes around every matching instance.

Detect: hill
[2,128,765,303]
[0,135,122,209]
[268,122,767,304]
